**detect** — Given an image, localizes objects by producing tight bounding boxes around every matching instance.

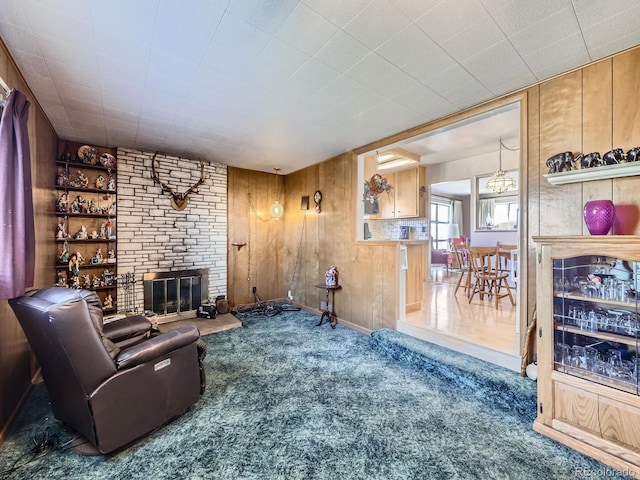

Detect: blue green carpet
[0,310,631,479]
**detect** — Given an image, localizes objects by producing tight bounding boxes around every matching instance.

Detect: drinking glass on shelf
[572,345,586,369]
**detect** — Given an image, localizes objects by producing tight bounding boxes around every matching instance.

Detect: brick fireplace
[116,148,227,316]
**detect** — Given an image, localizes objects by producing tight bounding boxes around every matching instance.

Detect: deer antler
[151,152,206,211]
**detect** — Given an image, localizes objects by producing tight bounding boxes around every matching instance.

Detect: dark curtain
[0,90,34,300]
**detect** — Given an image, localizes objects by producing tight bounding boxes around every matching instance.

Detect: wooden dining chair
[452,243,471,298]
[467,246,515,309]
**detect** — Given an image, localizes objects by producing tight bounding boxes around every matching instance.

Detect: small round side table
[315,284,341,329]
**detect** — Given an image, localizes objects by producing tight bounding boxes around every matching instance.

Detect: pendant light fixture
[486,139,517,194]
[269,168,283,221]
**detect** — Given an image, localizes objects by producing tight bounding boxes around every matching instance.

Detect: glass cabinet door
[553,255,639,395]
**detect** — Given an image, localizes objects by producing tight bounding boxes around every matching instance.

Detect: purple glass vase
[583,200,615,235]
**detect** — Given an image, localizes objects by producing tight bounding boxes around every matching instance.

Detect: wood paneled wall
[227,155,399,331]
[526,47,640,326]
[0,39,58,443]
[282,152,399,330]
[227,168,284,306]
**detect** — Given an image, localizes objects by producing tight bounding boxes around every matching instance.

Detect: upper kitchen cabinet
[363,151,426,219]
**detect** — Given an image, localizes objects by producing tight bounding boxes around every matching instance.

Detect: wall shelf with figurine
[54,140,118,313]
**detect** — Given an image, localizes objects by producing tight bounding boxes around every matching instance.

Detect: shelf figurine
[56,271,66,287]
[105,219,112,239]
[56,192,68,212]
[103,294,113,310]
[68,253,80,276]
[59,243,69,263]
[82,274,91,288]
[56,170,70,187]
[69,275,80,289]
[107,249,115,263]
[95,174,105,190]
[107,176,116,191]
[56,221,66,239]
[74,225,87,240]
[87,199,96,214]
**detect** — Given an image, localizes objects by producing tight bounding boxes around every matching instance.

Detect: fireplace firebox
[143,269,208,317]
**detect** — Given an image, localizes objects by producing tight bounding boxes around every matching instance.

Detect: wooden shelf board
[544,162,640,185]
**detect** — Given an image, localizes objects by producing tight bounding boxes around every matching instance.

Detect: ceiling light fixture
[270,168,283,221]
[486,139,518,194]
[376,148,420,171]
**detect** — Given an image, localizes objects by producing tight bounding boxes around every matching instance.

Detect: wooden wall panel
[0,39,58,444]
[613,49,640,235]
[526,85,540,326]
[538,71,584,236]
[227,168,283,306]
[582,60,613,206]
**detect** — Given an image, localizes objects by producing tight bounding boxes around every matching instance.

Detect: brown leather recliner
[9,287,205,454]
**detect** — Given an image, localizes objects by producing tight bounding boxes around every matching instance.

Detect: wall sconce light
[269,168,283,221]
[301,195,310,210]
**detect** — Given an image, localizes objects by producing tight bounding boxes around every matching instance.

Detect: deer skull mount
[151,152,205,211]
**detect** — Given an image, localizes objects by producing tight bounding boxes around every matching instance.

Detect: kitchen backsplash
[366,217,429,241]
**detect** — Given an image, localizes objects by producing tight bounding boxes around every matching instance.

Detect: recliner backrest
[9,288,119,416]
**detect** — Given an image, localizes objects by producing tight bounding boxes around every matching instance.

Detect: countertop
[356,239,429,246]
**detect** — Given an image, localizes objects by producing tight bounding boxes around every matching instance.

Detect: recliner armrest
[115,326,200,370]
[103,315,152,343]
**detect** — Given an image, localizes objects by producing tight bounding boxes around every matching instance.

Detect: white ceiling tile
[245,38,309,88]
[313,30,370,73]
[35,35,98,71]
[588,32,640,63]
[393,84,452,112]
[490,0,572,37]
[1,0,639,174]
[414,0,489,44]
[508,6,583,58]
[0,24,39,54]
[367,66,419,99]
[302,0,372,28]
[422,64,492,107]
[388,0,441,19]
[581,6,640,56]
[153,1,225,63]
[54,80,101,105]
[302,75,364,114]
[226,0,298,34]
[345,53,395,87]
[461,40,532,87]
[343,0,411,51]
[522,31,590,80]
[62,101,102,120]
[441,16,507,62]
[277,3,339,56]
[401,44,457,83]
[277,58,341,102]
[572,0,639,28]
[376,23,440,68]
[46,60,99,87]
[22,2,94,49]
[147,48,200,84]
[89,0,159,46]
[201,13,271,75]
[93,26,152,67]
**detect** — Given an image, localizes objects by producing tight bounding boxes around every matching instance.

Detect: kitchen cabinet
[533,235,640,478]
[365,165,425,219]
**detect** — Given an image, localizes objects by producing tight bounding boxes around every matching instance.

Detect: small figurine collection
[55,145,117,310]
[325,265,339,287]
[546,146,640,174]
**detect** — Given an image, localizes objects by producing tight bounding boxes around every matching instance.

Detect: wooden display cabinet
[533,236,640,478]
[54,141,118,313]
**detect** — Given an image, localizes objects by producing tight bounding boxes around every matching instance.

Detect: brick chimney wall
[116,148,227,313]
